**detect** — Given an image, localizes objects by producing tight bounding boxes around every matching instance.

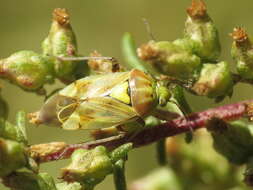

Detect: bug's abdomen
[129,69,157,116]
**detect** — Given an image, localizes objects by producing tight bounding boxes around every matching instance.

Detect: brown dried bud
[137,41,160,61]
[28,112,42,125]
[88,51,121,74]
[186,0,207,20]
[29,142,67,162]
[230,27,251,48]
[53,8,70,26]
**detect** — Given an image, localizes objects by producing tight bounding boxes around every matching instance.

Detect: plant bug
[29,58,174,141]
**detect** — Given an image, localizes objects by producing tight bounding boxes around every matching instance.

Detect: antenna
[57,56,115,62]
[142,18,156,41]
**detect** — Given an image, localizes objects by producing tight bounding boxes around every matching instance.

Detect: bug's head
[155,83,171,106]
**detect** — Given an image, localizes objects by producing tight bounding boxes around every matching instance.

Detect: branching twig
[29,99,252,163]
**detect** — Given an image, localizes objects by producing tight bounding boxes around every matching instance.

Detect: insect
[29,69,172,140]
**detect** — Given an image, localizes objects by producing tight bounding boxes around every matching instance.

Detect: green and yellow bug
[29,69,171,140]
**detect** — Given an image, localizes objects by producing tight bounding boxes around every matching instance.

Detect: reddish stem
[31,99,252,163]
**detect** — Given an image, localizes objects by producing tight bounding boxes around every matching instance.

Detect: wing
[61,96,138,130]
[33,72,131,127]
[33,94,77,127]
[59,71,130,99]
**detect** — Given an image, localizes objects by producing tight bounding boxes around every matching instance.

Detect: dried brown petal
[29,142,67,162]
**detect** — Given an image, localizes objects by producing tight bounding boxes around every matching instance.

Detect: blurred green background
[1,0,253,189]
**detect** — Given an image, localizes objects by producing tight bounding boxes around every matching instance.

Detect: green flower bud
[231,28,253,80]
[130,167,182,190]
[2,171,57,190]
[166,131,233,187]
[0,119,17,141]
[173,38,195,54]
[39,172,57,190]
[61,146,113,188]
[42,8,78,83]
[207,119,253,165]
[56,182,83,190]
[0,138,27,177]
[4,119,26,142]
[138,41,201,81]
[182,0,221,62]
[0,50,54,92]
[192,61,233,98]
[110,143,133,163]
[0,111,27,144]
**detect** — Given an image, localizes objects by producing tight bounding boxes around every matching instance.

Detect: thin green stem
[113,159,127,190]
[156,138,167,165]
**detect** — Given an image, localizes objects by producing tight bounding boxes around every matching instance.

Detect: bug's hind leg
[151,108,180,121]
[91,127,121,140]
[118,117,146,142]
[91,116,145,142]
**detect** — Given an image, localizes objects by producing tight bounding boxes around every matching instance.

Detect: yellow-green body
[34,69,162,137]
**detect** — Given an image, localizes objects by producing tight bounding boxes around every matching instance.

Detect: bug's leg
[91,116,145,141]
[151,108,180,121]
[178,106,194,143]
[170,100,194,143]
[58,52,122,74]
[57,56,115,62]
[118,117,146,141]
[91,127,121,140]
